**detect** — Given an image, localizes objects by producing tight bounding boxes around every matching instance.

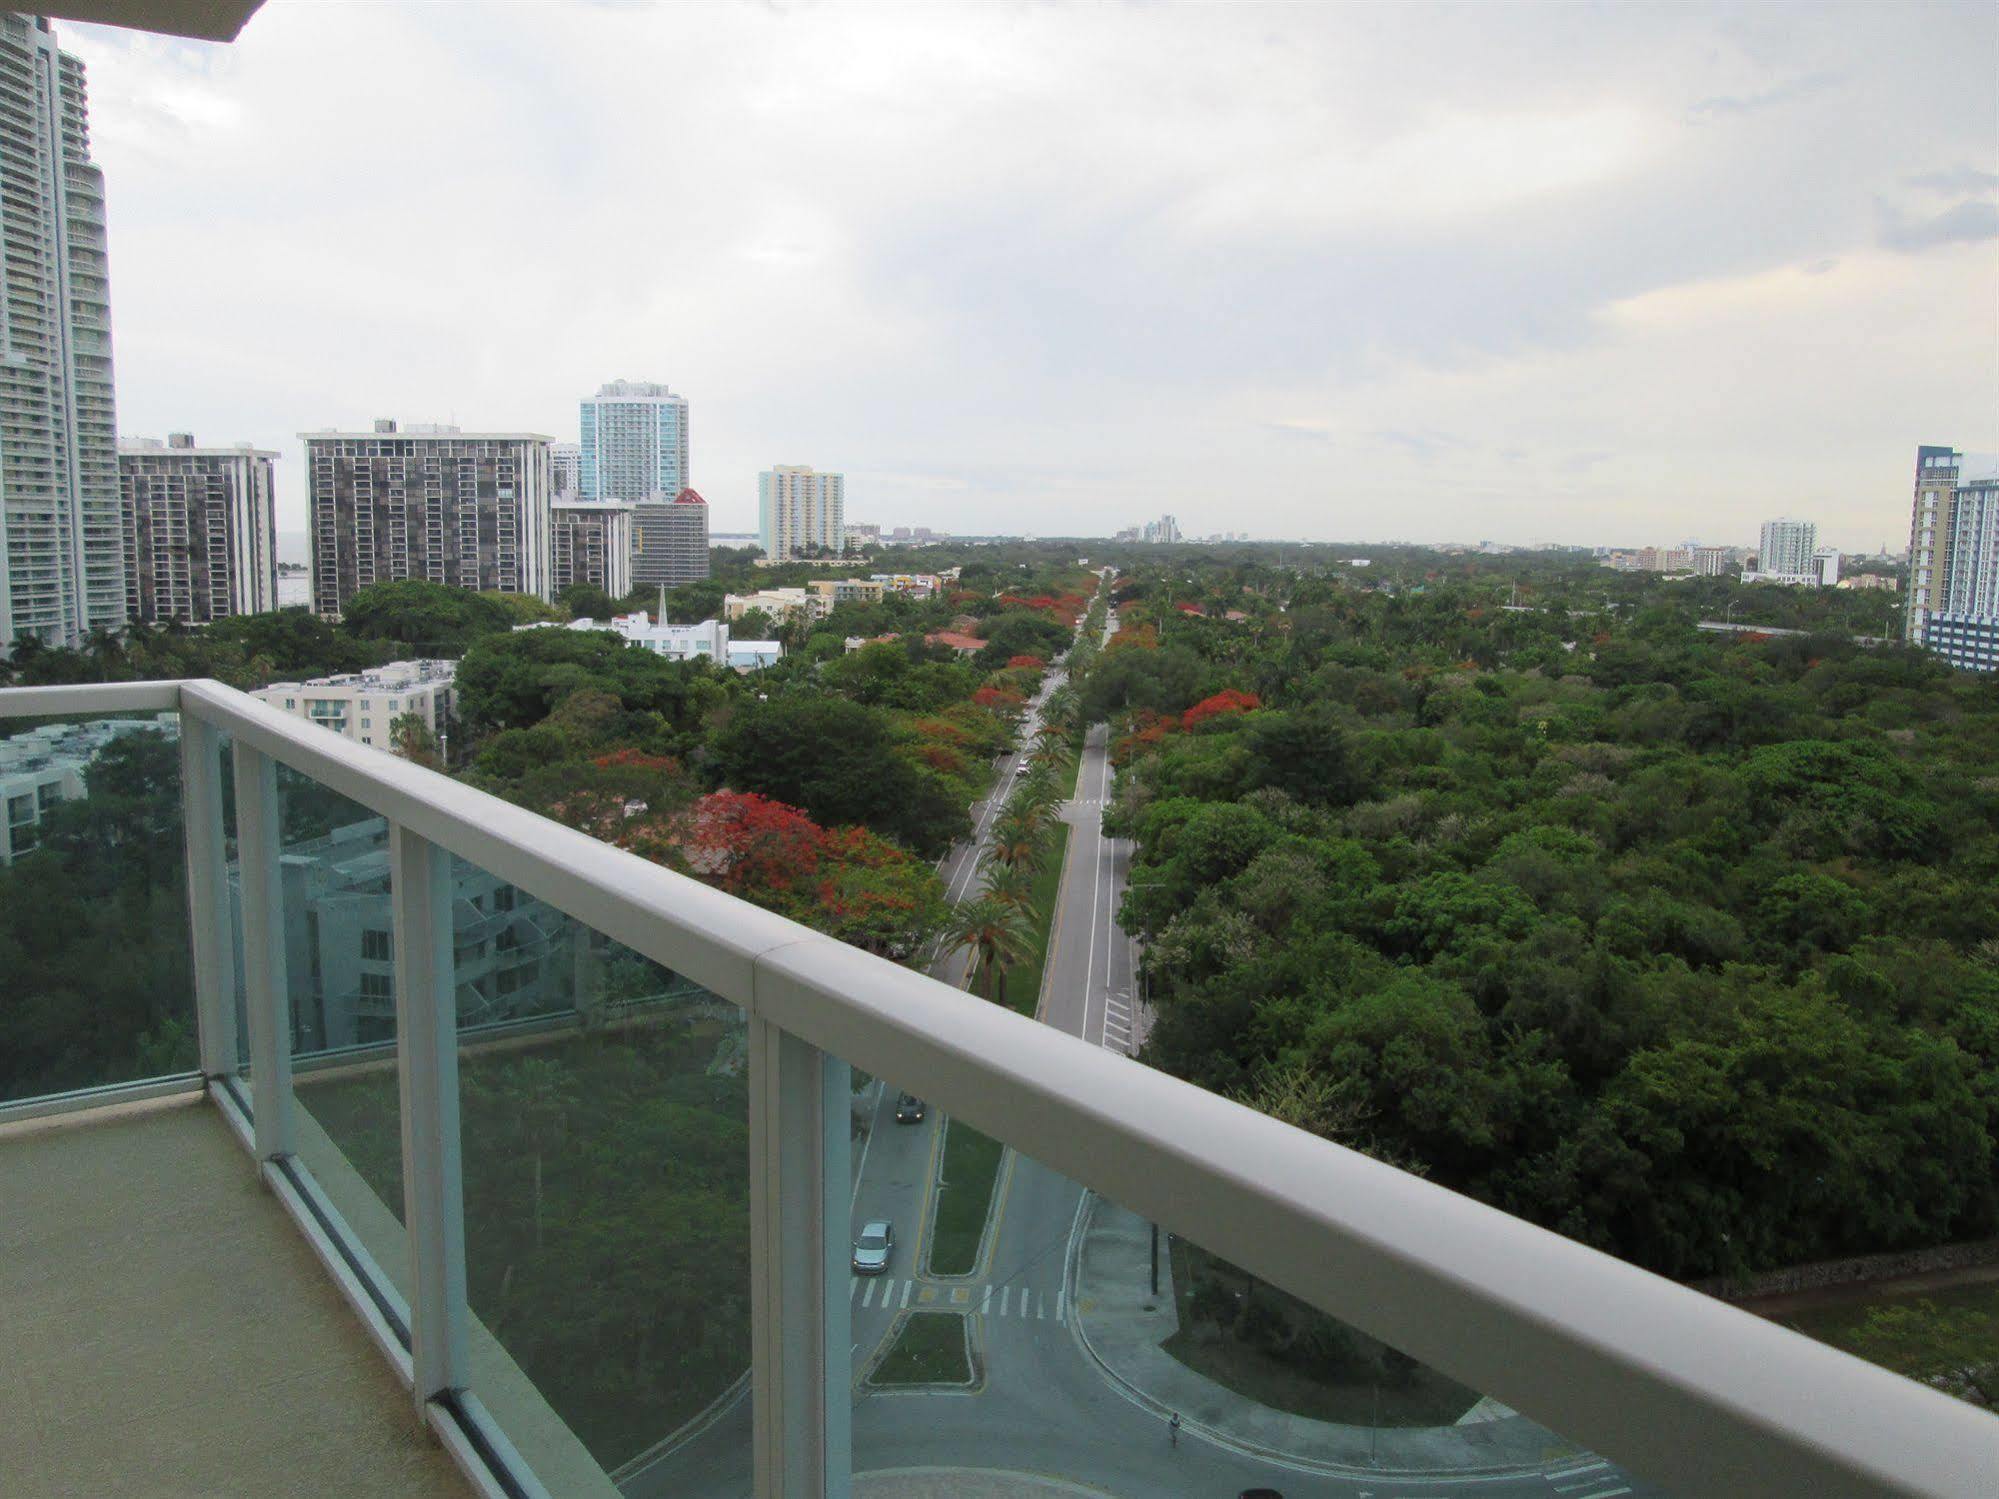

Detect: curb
[607,1367,751,1485]
[1061,1194,1596,1483]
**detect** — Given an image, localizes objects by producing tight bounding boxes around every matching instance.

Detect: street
[625,603,1658,1499]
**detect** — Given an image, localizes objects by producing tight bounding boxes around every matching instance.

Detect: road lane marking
[1057,1289,1066,1324]
[1573,1489,1630,1499]
[981,1285,992,1315]
[899,1279,913,1309]
[1001,1286,1012,1316]
[861,1279,877,1308]
[849,1279,859,1303]
[1546,1463,1607,1480]
[1035,1294,1046,1320]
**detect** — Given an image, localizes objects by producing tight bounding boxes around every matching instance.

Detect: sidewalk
[1068,1197,1588,1477]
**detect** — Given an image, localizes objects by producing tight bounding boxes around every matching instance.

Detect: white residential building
[0,15,125,649]
[758,466,845,561]
[1758,518,1818,577]
[579,380,687,503]
[1908,446,1999,672]
[551,612,781,671]
[0,717,176,864]
[255,660,457,753]
[551,441,582,497]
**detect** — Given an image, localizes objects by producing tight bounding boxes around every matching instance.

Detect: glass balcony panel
[0,709,195,1105]
[843,1066,1668,1497]
[273,765,412,1313]
[447,864,752,1493]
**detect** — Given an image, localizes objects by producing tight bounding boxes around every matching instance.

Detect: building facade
[550,499,632,600]
[550,441,581,497]
[0,715,174,864]
[630,487,710,589]
[1908,446,1999,672]
[0,15,124,650]
[758,466,844,561]
[117,434,278,623]
[254,660,456,753]
[302,420,553,615]
[233,816,585,1052]
[1758,518,1818,577]
[579,380,687,502]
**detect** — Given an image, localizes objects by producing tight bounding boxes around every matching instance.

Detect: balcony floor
[0,1094,470,1498]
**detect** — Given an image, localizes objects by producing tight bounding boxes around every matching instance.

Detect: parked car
[853,1220,894,1275]
[894,1092,925,1124]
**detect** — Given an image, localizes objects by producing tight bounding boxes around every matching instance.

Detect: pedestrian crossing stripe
[851,1277,1065,1322]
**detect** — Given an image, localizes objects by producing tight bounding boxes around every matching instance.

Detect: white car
[853,1220,894,1275]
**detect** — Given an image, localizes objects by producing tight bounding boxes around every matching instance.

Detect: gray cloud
[61,1,1999,552]
[1879,198,1999,252]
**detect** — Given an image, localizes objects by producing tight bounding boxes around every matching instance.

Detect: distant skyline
[70,2,1998,555]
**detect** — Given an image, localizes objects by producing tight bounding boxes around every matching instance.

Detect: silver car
[852,1219,894,1276]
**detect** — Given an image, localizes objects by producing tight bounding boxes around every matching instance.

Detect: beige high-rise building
[758,466,845,561]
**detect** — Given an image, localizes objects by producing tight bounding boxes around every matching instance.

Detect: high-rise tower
[579,380,687,502]
[0,13,123,649]
[758,466,845,562]
[1908,446,1999,672]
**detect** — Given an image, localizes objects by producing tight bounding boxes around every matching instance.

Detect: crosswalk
[1544,1459,1631,1499]
[850,1276,1067,1324]
[1102,989,1134,1053]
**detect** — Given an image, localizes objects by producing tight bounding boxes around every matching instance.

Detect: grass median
[869,1311,974,1387]
[927,1120,1007,1276]
[1000,822,1071,1017]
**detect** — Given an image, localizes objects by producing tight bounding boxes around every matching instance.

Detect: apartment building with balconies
[118,434,279,623]
[303,420,553,616]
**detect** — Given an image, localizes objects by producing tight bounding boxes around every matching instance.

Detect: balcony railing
[0,676,1991,1498]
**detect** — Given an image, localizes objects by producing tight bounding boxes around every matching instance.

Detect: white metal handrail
[2,677,1993,1498]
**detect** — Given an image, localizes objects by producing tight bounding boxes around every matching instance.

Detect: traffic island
[1067,1194,1600,1478]
[926,1120,1006,1276]
[866,1311,981,1390]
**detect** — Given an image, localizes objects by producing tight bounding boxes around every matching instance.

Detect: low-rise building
[552,613,782,672]
[0,717,178,865]
[724,587,820,625]
[807,578,884,608]
[869,572,942,598]
[1838,573,1900,592]
[255,661,457,753]
[925,629,985,656]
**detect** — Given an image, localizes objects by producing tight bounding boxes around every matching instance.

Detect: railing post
[231,742,293,1159]
[179,710,238,1082]
[391,823,468,1409]
[749,1020,851,1498]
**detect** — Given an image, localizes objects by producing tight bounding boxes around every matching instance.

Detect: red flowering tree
[675,790,827,897]
[1007,654,1046,670]
[1182,689,1262,730]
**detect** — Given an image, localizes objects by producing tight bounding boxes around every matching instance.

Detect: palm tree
[980,860,1034,916]
[945,897,1033,1003]
[990,812,1049,871]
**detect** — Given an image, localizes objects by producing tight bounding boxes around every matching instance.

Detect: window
[493,886,516,912]
[285,697,296,709]
[7,794,34,826]
[359,972,393,1002]
[360,718,371,730]
[361,928,392,962]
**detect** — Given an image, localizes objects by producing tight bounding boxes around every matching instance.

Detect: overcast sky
[70,1,1998,553]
